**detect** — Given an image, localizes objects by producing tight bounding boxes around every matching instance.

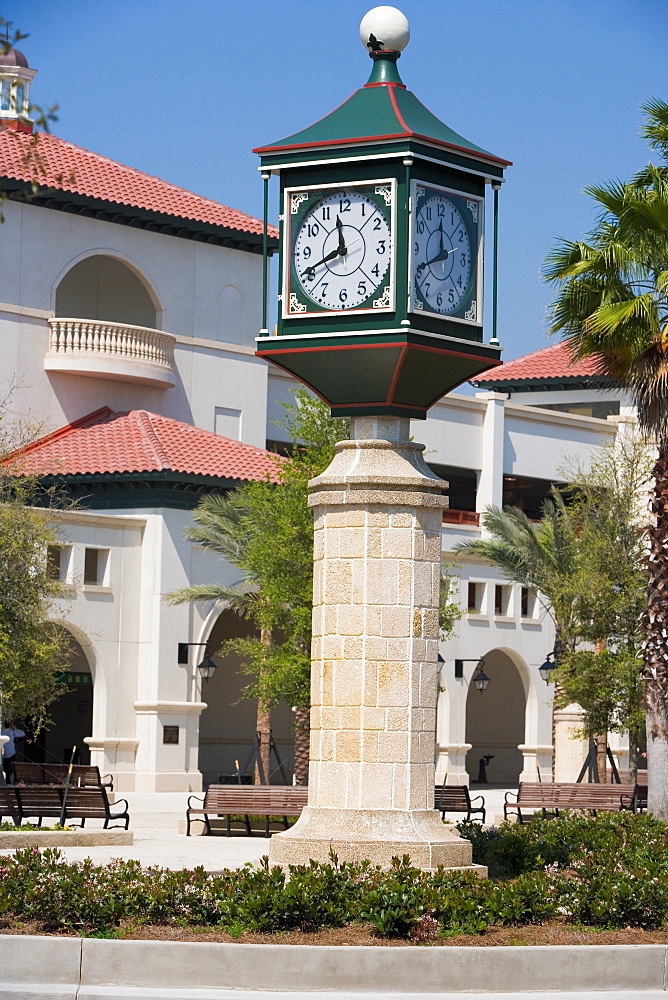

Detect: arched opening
[465,648,526,785]
[198,608,294,786]
[22,627,94,767]
[55,255,157,329]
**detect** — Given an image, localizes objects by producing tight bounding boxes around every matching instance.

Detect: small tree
[0,405,69,725]
[456,441,648,773]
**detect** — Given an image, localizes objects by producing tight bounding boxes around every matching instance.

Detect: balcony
[45,318,177,388]
[443,509,480,526]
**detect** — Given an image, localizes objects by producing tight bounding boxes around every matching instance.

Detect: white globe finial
[360,6,410,53]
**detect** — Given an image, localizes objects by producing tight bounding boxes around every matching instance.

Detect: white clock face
[413,194,473,315]
[293,189,391,310]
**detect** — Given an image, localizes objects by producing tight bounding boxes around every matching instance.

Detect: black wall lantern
[539,651,557,684]
[454,656,490,692]
[178,642,217,682]
[473,659,490,693]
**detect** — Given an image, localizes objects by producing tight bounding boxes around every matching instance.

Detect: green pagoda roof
[254,52,511,171]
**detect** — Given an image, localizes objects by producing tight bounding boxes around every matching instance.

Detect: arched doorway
[465,649,527,785]
[197,609,294,786]
[23,627,94,766]
[55,255,158,328]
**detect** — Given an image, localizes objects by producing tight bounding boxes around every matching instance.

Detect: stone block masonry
[268,416,477,871]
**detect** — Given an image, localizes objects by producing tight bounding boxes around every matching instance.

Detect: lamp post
[538,651,557,684]
[177,642,217,683]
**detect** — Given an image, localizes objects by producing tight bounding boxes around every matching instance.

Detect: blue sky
[5,0,667,363]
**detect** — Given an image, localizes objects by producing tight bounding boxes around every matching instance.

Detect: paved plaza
[0,784,510,869]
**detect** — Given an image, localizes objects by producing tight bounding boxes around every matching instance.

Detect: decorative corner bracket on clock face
[291,192,309,214]
[373,286,391,309]
[289,292,307,313]
[466,199,479,223]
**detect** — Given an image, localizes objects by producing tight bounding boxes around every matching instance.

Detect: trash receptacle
[218,772,253,784]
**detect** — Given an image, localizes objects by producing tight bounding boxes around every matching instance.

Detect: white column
[475,391,507,522]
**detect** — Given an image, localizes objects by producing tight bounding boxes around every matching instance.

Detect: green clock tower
[254,6,510,418]
[257,7,511,872]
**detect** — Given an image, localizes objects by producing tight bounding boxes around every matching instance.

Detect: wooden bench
[620,784,648,814]
[1,785,129,829]
[504,782,636,823]
[434,785,486,824]
[13,762,113,790]
[186,784,308,837]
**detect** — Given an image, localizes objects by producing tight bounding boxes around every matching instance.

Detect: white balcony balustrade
[45,318,177,387]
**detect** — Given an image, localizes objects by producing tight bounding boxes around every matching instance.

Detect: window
[467,581,484,614]
[521,586,537,619]
[0,82,9,111]
[83,548,109,586]
[494,584,511,616]
[46,546,61,580]
[46,545,71,582]
[15,85,24,114]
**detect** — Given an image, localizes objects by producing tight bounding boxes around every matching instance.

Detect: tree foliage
[456,442,648,741]
[0,404,70,724]
[544,99,668,814]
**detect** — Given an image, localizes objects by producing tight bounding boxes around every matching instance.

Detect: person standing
[1,721,25,784]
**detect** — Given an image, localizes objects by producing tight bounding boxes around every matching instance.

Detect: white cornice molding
[0,301,51,320]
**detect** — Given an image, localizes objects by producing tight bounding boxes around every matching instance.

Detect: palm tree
[166,492,273,785]
[543,99,668,818]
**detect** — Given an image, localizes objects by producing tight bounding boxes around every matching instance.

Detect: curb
[0,830,133,848]
[0,935,666,997]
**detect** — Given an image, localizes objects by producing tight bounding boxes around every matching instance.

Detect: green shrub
[1,815,667,937]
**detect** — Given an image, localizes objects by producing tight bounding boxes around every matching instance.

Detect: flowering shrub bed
[0,814,666,938]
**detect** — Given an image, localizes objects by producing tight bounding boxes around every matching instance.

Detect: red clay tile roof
[471,342,605,386]
[0,129,278,238]
[10,408,281,483]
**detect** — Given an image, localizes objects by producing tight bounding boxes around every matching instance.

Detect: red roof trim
[388,85,411,133]
[363,81,407,90]
[259,340,502,365]
[253,130,512,166]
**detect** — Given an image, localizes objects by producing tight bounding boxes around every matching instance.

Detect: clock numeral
[448,288,455,304]
[438,203,445,217]
[339,289,348,303]
[424,282,430,295]
[339,198,351,213]
[425,207,432,220]
[460,254,466,267]
[321,282,328,295]
[451,212,456,226]
[357,281,367,297]
[373,217,383,231]
[417,220,425,234]
[414,242,419,255]
[303,246,312,259]
[436,292,442,307]
[458,228,465,241]
[371,263,380,277]
[377,240,386,255]
[457,275,463,289]
[361,203,366,216]
[307,223,320,237]
[322,207,331,221]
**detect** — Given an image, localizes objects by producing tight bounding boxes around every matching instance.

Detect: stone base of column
[268,807,483,872]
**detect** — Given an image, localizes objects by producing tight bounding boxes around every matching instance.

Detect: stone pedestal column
[268,417,475,871]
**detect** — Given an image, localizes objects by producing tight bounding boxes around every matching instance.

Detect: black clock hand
[336,214,346,252]
[417,246,459,275]
[303,244,344,277]
[438,221,445,253]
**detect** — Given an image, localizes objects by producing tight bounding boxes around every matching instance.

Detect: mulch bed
[3,920,668,945]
